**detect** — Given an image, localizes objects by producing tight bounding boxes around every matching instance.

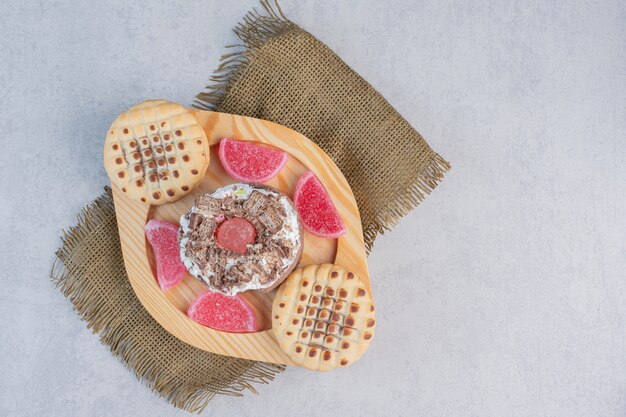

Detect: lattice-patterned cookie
[272,264,375,371]
[103,100,209,205]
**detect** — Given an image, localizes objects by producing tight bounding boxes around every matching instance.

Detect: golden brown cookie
[272,264,375,371]
[103,100,209,205]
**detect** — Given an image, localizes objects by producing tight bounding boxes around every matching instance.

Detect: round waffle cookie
[272,264,375,371]
[103,100,209,205]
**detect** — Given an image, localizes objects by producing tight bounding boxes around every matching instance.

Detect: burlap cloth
[52,0,449,413]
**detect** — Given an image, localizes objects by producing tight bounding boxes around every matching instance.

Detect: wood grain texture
[112,106,371,365]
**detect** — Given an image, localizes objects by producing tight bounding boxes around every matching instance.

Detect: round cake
[179,184,303,296]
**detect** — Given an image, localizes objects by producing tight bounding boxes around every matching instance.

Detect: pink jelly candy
[215,217,256,254]
[144,219,187,291]
[293,171,347,238]
[219,137,288,183]
[188,290,258,333]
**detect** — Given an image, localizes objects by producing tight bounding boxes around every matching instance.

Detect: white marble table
[1,1,624,416]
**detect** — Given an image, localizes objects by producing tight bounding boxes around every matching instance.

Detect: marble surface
[1,1,624,416]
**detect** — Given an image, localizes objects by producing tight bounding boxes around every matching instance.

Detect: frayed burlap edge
[51,187,284,413]
[194,0,450,252]
[361,152,450,250]
[194,0,296,111]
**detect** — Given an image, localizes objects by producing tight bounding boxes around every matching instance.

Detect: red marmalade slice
[219,138,288,183]
[293,171,347,238]
[188,290,258,333]
[144,219,187,291]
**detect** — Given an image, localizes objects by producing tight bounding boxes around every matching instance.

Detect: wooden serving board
[112,107,370,365]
